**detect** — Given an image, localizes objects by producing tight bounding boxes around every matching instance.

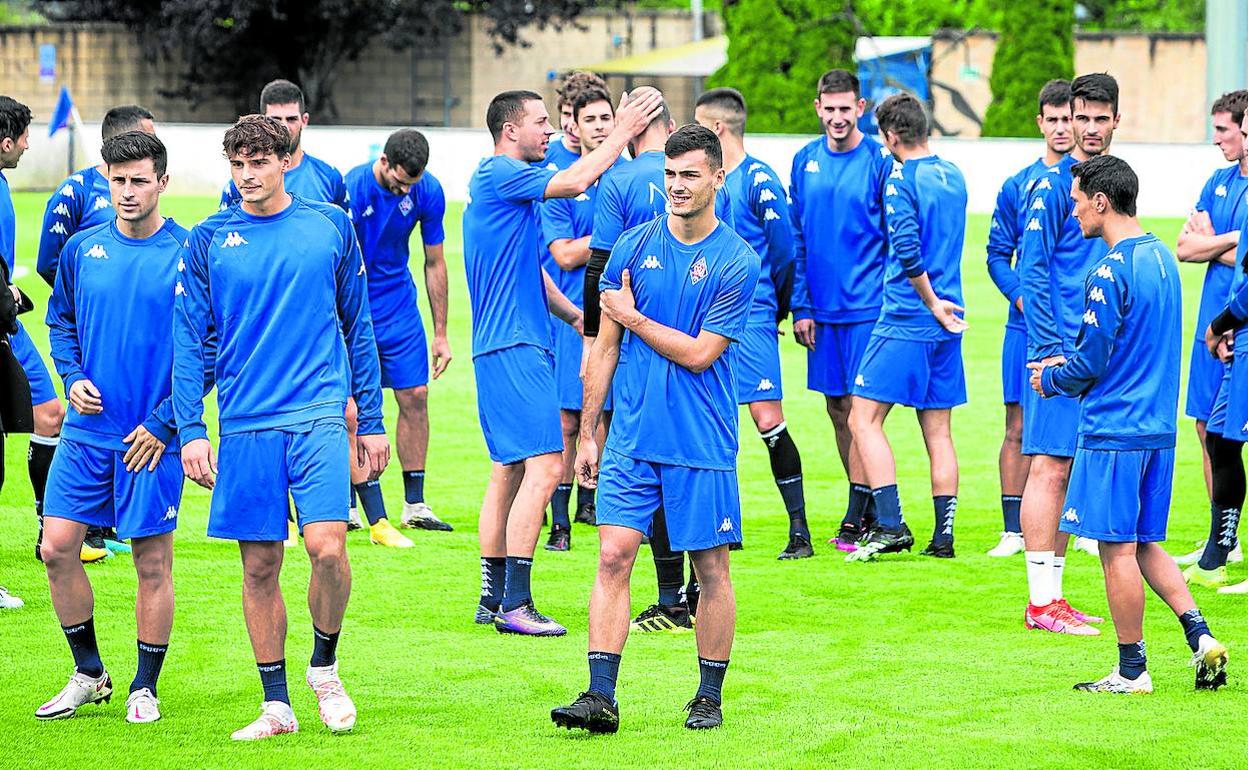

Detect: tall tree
[32,0,596,120]
[980,0,1074,137]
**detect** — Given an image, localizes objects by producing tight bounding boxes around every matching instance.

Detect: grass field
[1,192,1245,769]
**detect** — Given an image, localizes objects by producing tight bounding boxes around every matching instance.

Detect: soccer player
[343,128,453,545]
[1031,155,1228,694]
[550,124,760,733]
[540,83,619,551]
[694,88,807,560]
[1017,73,1121,634]
[35,131,185,724]
[843,93,967,562]
[464,88,662,636]
[34,104,157,559]
[541,71,608,171]
[788,70,894,552]
[173,115,388,739]
[984,80,1072,558]
[1172,91,1248,583]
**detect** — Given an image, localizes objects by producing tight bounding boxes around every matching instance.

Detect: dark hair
[486,90,542,142]
[1212,90,1248,127]
[1070,73,1119,115]
[1037,80,1071,114]
[571,86,613,123]
[817,69,860,98]
[102,105,154,141]
[0,96,32,143]
[384,128,429,178]
[101,130,168,176]
[222,114,291,159]
[556,71,608,109]
[646,95,673,132]
[664,124,722,170]
[260,79,305,112]
[695,87,747,136]
[875,92,928,145]
[1072,154,1137,216]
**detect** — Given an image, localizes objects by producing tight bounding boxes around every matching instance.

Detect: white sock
[1025,550,1056,607]
[1052,556,1066,599]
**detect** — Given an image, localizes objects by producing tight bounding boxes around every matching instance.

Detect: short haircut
[486,90,542,142]
[1037,80,1071,114]
[1070,73,1119,115]
[647,96,673,132]
[817,69,860,98]
[875,92,928,145]
[101,105,154,141]
[384,128,430,178]
[1211,90,1248,126]
[0,95,32,143]
[571,86,613,122]
[101,130,168,177]
[1072,154,1137,217]
[665,123,722,171]
[222,114,292,159]
[260,79,305,112]
[556,71,608,109]
[695,87,747,136]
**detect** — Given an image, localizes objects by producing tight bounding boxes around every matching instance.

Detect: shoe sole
[401,519,453,532]
[777,549,814,560]
[1024,618,1100,636]
[495,625,567,637]
[544,543,570,552]
[36,693,110,720]
[685,720,723,729]
[551,709,619,734]
[1196,644,1229,690]
[369,538,414,548]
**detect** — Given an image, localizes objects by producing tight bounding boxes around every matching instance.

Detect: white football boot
[987,532,1025,557]
[36,669,113,719]
[307,662,356,733]
[230,700,299,740]
[125,688,161,724]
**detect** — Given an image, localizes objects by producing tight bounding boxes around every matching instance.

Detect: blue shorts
[1220,356,1248,442]
[807,321,873,397]
[1022,385,1080,457]
[736,320,783,403]
[552,321,611,412]
[208,419,349,541]
[1060,446,1174,543]
[374,313,429,390]
[1186,338,1226,422]
[1001,326,1027,405]
[10,321,58,404]
[473,344,563,464]
[43,438,183,541]
[853,334,966,409]
[596,447,741,552]
[1207,365,1233,436]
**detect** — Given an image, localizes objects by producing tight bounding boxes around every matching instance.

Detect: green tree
[981,0,1074,137]
[1077,0,1203,32]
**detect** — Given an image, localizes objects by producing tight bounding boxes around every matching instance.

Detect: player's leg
[346,396,410,547]
[546,407,579,552]
[686,545,734,729]
[495,450,564,633]
[1073,540,1151,691]
[1184,431,1243,588]
[129,533,173,723]
[233,540,299,739]
[395,384,451,532]
[631,506,695,633]
[751,402,811,559]
[1137,543,1227,688]
[477,461,522,622]
[846,395,913,560]
[916,407,958,558]
[990,402,1028,557]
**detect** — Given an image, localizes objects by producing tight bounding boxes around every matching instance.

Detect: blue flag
[48,85,74,137]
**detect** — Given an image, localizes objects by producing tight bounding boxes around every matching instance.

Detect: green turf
[1,192,1244,769]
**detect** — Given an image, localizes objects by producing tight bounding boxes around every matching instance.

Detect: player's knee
[529,453,564,489]
[40,533,80,572]
[597,540,635,579]
[134,550,172,588]
[824,396,849,423]
[847,405,873,438]
[395,386,428,415]
[306,536,347,572]
[242,553,282,589]
[1003,420,1024,445]
[33,398,65,435]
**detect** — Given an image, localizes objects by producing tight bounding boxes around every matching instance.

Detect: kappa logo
[805,159,820,173]
[358,259,367,276]
[1094,264,1115,281]
[1106,251,1124,262]
[361,204,374,218]
[70,173,85,184]
[1035,177,1052,191]
[885,184,897,197]
[855,373,865,387]
[886,204,896,215]
[647,181,667,210]
[575,192,590,202]
[221,231,248,248]
[1083,309,1099,327]
[1063,507,1079,523]
[174,280,185,296]
[218,201,230,212]
[92,196,111,211]
[1026,218,1041,231]
[1217,184,1229,197]
[1030,197,1045,210]
[752,170,772,186]
[889,164,904,179]
[86,243,108,259]
[398,196,414,216]
[161,506,178,522]
[689,255,708,285]
[763,208,781,221]
[48,221,68,235]
[718,517,734,533]
[545,162,558,171]
[177,257,185,272]
[748,162,763,173]
[757,378,775,391]
[59,184,75,198]
[1089,286,1107,304]
[640,254,663,270]
[53,203,70,217]
[758,188,777,203]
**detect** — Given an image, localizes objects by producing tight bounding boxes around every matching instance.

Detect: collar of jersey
[230,195,302,224]
[109,217,176,246]
[659,217,723,250]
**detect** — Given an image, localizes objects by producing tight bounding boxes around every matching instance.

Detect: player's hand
[793,318,815,350]
[1026,362,1046,396]
[1208,324,1235,362]
[601,270,639,327]
[1014,296,1024,314]
[122,425,166,472]
[570,310,585,336]
[431,335,453,379]
[613,87,665,139]
[357,433,391,480]
[575,436,600,489]
[182,438,217,489]
[930,298,969,333]
[68,379,104,415]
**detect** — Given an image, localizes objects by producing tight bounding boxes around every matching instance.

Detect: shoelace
[312,677,348,701]
[1049,602,1085,627]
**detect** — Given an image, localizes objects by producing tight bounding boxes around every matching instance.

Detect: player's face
[378,155,421,195]
[510,99,555,163]
[572,100,614,152]
[1070,177,1103,239]
[560,101,579,149]
[229,149,291,205]
[264,102,308,151]
[108,157,167,223]
[1240,112,1248,156]
[1212,111,1244,162]
[0,127,29,168]
[1037,102,1073,154]
[814,91,864,142]
[1072,98,1118,156]
[665,150,724,218]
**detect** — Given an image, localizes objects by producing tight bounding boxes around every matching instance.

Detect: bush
[981,0,1074,137]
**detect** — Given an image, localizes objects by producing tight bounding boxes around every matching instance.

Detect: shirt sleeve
[172,228,215,445]
[332,170,350,212]
[788,151,812,321]
[1195,175,1216,214]
[418,176,446,246]
[701,246,761,341]
[1042,256,1127,397]
[36,181,82,285]
[986,177,1023,304]
[715,186,736,229]
[751,168,795,318]
[1019,177,1068,359]
[589,174,624,253]
[885,164,924,278]
[45,236,85,391]
[542,198,577,247]
[598,227,635,292]
[495,158,557,204]
[219,181,238,211]
[333,215,385,436]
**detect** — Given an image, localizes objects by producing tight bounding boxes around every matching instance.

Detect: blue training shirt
[788,134,894,324]
[987,158,1050,332]
[1041,234,1181,450]
[601,216,760,471]
[540,137,580,171]
[462,155,557,357]
[877,155,967,341]
[541,186,598,308]
[173,196,384,442]
[0,171,14,272]
[1192,165,1248,339]
[726,154,794,324]
[345,162,446,326]
[1019,155,1109,361]
[220,153,349,211]
[37,166,115,282]
[47,218,188,451]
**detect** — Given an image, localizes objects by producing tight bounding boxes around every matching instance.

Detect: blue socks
[131,640,168,695]
[843,483,872,529]
[257,660,289,704]
[353,480,387,525]
[551,483,572,529]
[576,483,594,512]
[1118,641,1147,680]
[62,617,103,678]
[311,625,340,667]
[588,651,622,702]
[932,495,957,544]
[1199,505,1240,570]
[1001,495,1022,534]
[696,657,729,703]
[1179,608,1213,652]
[480,557,505,612]
[502,556,533,612]
[871,485,903,531]
[403,470,425,505]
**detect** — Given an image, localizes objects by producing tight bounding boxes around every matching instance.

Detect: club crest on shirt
[689,256,708,285]
[399,196,413,216]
